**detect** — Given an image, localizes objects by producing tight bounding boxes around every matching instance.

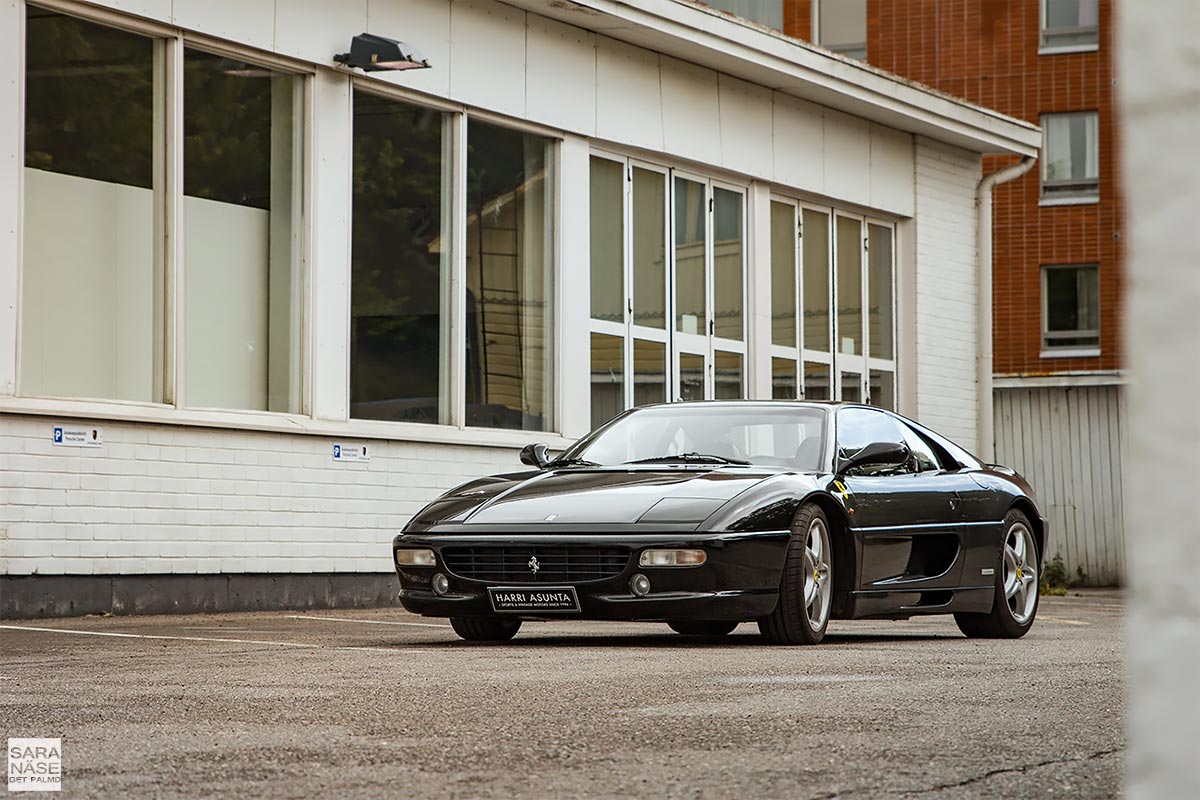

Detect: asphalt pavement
[1,591,1124,799]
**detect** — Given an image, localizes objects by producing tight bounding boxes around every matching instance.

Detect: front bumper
[392,531,790,622]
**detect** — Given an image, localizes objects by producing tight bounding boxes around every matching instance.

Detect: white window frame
[16,1,316,417]
[764,196,897,409]
[811,0,868,60]
[1040,263,1101,358]
[1040,110,1100,203]
[1039,0,1100,55]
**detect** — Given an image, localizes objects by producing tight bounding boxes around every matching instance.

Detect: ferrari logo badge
[834,480,851,500]
[528,556,540,575]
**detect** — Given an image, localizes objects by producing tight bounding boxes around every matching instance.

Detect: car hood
[406,467,777,530]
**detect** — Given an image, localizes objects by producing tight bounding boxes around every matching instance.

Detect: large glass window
[465,120,554,431]
[1042,265,1100,353]
[350,92,449,424]
[21,8,164,403]
[183,49,303,412]
[770,201,797,350]
[1042,112,1099,200]
[814,0,867,60]
[836,216,863,357]
[589,158,624,324]
[590,332,624,429]
[674,177,706,336]
[1041,0,1099,50]
[633,168,668,330]
[802,209,831,355]
[712,188,744,342]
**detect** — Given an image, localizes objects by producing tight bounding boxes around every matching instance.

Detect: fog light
[394,548,436,567]
[630,573,651,597]
[431,573,449,596]
[639,548,706,567]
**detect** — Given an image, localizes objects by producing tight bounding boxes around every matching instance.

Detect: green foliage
[1040,552,1087,596]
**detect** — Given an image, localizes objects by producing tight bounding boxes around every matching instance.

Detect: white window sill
[1039,195,1100,207]
[1038,43,1099,56]
[1040,348,1101,359]
[0,395,574,451]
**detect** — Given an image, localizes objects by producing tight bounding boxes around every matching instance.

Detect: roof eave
[502,0,1041,157]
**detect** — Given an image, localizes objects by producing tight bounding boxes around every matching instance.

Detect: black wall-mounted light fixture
[334,33,430,72]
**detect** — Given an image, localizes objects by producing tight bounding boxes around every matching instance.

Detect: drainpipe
[976,155,1036,462]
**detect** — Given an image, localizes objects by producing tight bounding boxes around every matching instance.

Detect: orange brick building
[778,0,1123,377]
[702,0,1126,582]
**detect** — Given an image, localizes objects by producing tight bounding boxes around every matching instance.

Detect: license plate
[488,586,580,613]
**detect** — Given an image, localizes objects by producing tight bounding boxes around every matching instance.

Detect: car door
[834,408,966,590]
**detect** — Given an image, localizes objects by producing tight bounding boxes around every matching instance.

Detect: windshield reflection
[563,405,828,471]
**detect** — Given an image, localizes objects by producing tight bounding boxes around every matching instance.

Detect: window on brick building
[700,0,783,31]
[813,0,867,60]
[1041,111,1099,200]
[1042,265,1100,355]
[1041,0,1099,52]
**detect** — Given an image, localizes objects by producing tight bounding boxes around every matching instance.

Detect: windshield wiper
[547,457,600,468]
[627,452,751,466]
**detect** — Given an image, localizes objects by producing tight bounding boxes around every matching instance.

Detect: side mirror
[837,441,909,475]
[519,442,551,469]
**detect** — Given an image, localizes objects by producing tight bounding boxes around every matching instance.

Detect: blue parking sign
[333,444,341,459]
[53,427,63,443]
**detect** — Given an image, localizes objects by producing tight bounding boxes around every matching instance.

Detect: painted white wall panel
[102,0,172,24]
[557,135,591,438]
[273,0,367,64]
[822,110,870,207]
[912,137,980,446]
[526,17,597,136]
[595,36,663,153]
[366,0,452,99]
[309,71,353,422]
[173,0,276,52]
[449,0,526,119]
[771,92,824,194]
[870,123,914,217]
[659,56,721,166]
[719,74,772,179]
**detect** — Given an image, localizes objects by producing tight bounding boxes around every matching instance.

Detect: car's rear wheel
[667,620,739,636]
[758,503,833,645]
[955,509,1039,639]
[449,616,522,642]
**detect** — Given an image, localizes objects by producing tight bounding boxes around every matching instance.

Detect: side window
[836,408,910,475]
[897,424,941,472]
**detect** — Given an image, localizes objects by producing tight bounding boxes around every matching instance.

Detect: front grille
[441,545,631,584]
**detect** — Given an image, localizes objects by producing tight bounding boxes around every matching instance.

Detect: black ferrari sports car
[392,401,1045,645]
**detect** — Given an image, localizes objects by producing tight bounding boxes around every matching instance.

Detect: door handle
[949,495,961,509]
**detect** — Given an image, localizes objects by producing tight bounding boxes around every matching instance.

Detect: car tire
[954,509,1040,639]
[758,502,833,646]
[667,621,739,636]
[449,616,522,642]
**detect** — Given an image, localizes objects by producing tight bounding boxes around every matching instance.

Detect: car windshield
[563,405,829,471]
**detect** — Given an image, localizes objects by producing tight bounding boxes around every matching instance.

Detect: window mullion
[450,110,468,429]
[164,34,184,408]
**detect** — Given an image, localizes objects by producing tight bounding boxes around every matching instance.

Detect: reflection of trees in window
[465,121,553,431]
[24,8,154,188]
[350,93,446,423]
[183,51,275,209]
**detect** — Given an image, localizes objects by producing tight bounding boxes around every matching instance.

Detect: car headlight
[394,548,437,567]
[639,548,706,567]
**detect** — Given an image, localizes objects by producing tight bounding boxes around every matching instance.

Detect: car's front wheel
[449,616,522,642]
[667,621,738,636]
[758,503,833,645]
[955,509,1040,639]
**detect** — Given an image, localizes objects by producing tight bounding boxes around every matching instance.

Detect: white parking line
[0,624,431,653]
[286,614,452,629]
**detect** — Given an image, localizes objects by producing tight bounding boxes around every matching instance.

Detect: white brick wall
[0,416,521,576]
[912,137,981,448]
